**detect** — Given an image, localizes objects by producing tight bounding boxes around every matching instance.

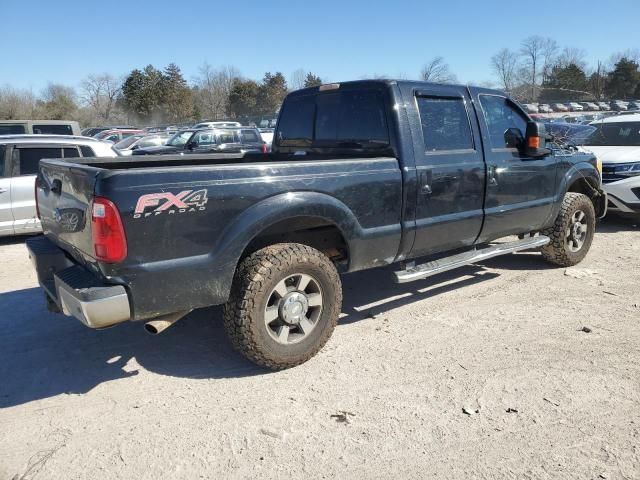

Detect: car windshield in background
[583,122,640,146]
[114,135,143,149]
[167,131,193,146]
[545,123,597,145]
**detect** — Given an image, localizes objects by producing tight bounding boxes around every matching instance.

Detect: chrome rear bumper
[26,236,131,328]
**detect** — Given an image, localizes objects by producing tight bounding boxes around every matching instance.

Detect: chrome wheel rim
[264,273,323,345]
[566,209,588,252]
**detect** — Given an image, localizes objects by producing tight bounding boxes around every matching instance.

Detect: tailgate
[37,159,101,261]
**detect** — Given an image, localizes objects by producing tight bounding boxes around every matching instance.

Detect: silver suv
[0,135,117,237]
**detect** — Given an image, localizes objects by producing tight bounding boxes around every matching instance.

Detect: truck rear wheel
[541,192,595,267]
[223,243,342,370]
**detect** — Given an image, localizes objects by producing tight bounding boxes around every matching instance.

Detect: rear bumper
[26,236,131,328]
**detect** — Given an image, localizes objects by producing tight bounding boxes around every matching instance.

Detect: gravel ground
[1,216,639,480]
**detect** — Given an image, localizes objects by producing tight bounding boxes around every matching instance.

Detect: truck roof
[288,79,505,97]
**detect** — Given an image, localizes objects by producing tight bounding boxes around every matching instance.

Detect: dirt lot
[1,217,639,480]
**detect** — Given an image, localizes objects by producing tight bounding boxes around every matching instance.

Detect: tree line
[489,36,640,102]
[1,39,640,126]
[0,65,323,127]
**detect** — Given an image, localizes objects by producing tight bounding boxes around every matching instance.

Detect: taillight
[91,197,127,263]
[34,177,41,219]
[261,142,268,154]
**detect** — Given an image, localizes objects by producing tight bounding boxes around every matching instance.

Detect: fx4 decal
[133,189,208,218]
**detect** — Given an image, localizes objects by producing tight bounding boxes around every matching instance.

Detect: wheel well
[240,217,349,269]
[567,177,606,217]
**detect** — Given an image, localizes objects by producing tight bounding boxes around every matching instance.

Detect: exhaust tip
[144,323,160,335]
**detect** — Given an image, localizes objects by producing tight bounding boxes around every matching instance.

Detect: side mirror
[504,128,524,149]
[524,121,552,158]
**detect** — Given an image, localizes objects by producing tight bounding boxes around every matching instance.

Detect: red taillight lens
[91,197,127,263]
[261,142,267,154]
[34,177,41,219]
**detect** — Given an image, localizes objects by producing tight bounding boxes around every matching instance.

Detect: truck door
[405,84,486,257]
[469,89,557,240]
[0,146,13,236]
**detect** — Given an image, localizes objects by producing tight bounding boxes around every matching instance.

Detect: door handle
[488,165,498,187]
[419,170,432,196]
[0,188,7,194]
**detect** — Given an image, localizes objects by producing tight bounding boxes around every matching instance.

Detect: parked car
[94,129,144,143]
[582,113,640,215]
[610,101,628,111]
[580,102,600,111]
[82,125,136,137]
[597,102,611,111]
[552,103,570,112]
[0,120,81,136]
[627,101,640,110]
[566,102,584,112]
[113,134,172,156]
[192,121,241,129]
[538,104,553,113]
[0,135,117,237]
[132,127,266,155]
[28,79,605,369]
[523,104,539,114]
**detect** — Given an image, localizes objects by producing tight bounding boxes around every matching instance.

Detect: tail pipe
[144,310,191,335]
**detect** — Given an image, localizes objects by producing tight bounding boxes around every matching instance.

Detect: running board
[393,235,550,283]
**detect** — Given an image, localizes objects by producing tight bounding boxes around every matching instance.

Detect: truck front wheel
[223,243,342,369]
[541,192,596,267]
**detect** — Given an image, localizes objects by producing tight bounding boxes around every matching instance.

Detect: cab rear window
[277,89,389,148]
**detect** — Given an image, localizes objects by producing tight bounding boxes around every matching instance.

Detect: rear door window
[33,124,74,135]
[13,147,62,176]
[217,131,238,144]
[417,97,474,152]
[80,145,96,157]
[63,147,80,158]
[240,130,261,143]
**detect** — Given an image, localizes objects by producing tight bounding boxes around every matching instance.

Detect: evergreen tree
[304,73,323,88]
[606,58,640,99]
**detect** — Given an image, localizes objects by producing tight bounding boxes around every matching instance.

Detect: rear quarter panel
[97,158,403,320]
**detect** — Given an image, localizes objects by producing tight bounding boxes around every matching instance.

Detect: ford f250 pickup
[27,80,606,369]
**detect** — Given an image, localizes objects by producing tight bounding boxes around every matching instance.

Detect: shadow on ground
[5,215,635,407]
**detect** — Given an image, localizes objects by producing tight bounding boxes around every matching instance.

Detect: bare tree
[79,73,121,122]
[420,56,457,84]
[193,64,241,120]
[520,36,558,100]
[589,60,607,100]
[556,47,587,69]
[490,49,519,93]
[0,85,36,119]
[608,49,640,68]
[289,69,307,91]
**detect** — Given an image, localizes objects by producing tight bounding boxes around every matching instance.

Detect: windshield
[114,135,143,149]
[583,122,640,146]
[167,131,193,146]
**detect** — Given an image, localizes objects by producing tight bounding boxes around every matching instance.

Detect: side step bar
[394,235,550,283]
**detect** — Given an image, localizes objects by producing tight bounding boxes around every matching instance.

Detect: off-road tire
[541,192,595,267]
[223,243,342,370]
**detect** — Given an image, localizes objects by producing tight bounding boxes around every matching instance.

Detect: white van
[0,120,81,136]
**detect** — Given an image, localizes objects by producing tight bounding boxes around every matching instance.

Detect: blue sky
[3,0,639,92]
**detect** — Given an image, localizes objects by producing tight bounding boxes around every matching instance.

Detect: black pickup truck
[28,80,606,369]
